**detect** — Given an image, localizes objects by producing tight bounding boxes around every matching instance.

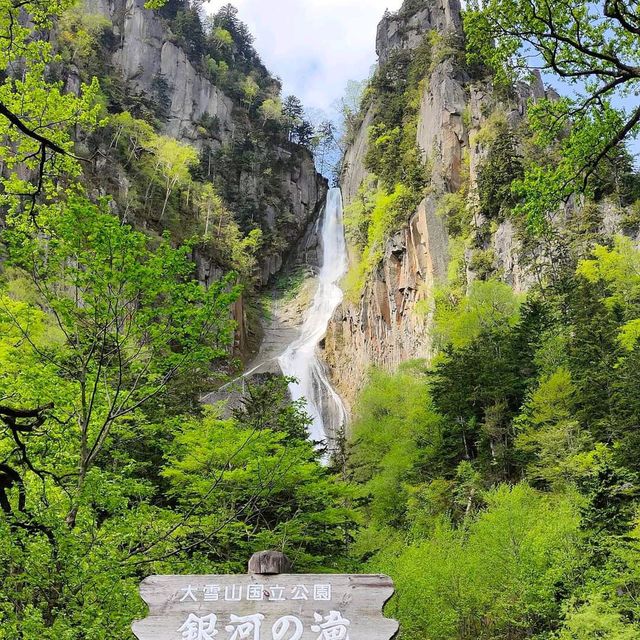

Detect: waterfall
[278,187,348,447]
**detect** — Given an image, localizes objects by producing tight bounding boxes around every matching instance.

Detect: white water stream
[278,187,348,447]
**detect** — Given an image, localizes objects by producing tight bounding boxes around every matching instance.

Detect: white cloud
[204,0,404,115]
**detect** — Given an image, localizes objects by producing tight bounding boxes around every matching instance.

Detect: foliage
[0,360,351,637]
[4,2,640,640]
[0,0,104,220]
[163,383,355,570]
[435,279,522,349]
[0,198,352,634]
[105,112,264,283]
[259,97,283,124]
[364,38,432,195]
[346,237,640,639]
[436,192,471,238]
[380,485,582,640]
[348,363,444,532]
[343,182,415,300]
[148,135,199,220]
[576,237,640,351]
[0,3,356,638]
[465,1,640,234]
[338,78,370,145]
[58,8,111,64]
[476,118,523,220]
[3,199,239,476]
[282,95,315,145]
[514,368,590,489]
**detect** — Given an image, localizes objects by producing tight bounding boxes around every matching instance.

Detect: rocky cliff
[85,0,327,291]
[80,0,327,359]
[325,0,551,408]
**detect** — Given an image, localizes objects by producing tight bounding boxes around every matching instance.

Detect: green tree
[348,363,444,534]
[282,95,304,141]
[148,135,199,220]
[465,1,640,232]
[315,120,336,174]
[2,199,239,527]
[379,485,582,640]
[241,75,260,108]
[211,26,234,52]
[259,97,283,125]
[515,368,591,488]
[435,279,523,349]
[476,120,523,220]
[161,377,355,570]
[0,0,104,220]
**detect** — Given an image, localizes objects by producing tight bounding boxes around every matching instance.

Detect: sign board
[132,574,399,640]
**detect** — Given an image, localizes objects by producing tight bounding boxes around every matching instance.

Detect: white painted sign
[132,574,398,640]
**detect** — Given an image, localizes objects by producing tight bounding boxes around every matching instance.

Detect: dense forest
[0,1,639,639]
[340,1,640,638]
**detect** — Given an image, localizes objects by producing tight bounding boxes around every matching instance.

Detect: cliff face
[86,0,327,290]
[325,0,548,408]
[376,0,462,66]
[82,0,327,359]
[88,0,235,143]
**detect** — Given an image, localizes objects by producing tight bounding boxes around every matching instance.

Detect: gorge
[1,1,640,639]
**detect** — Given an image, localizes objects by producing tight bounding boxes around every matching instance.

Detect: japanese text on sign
[179,583,332,603]
[178,610,350,640]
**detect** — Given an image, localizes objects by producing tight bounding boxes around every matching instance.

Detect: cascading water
[278,187,348,447]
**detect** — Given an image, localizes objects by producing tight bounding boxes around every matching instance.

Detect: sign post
[132,551,399,640]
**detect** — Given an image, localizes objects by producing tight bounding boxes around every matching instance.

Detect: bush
[343,183,415,300]
[437,192,471,237]
[378,485,582,640]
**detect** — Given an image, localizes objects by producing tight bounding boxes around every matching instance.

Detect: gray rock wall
[84,0,328,358]
[88,0,326,275]
[325,194,449,409]
[376,0,462,65]
[92,0,235,143]
[328,0,544,405]
[341,104,376,208]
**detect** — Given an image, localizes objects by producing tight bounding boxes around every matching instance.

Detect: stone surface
[325,195,448,409]
[85,0,328,359]
[329,0,549,403]
[376,0,462,65]
[87,0,327,279]
[341,105,376,209]
[417,57,468,192]
[248,551,293,575]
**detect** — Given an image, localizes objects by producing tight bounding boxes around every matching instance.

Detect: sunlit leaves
[577,236,640,350]
[0,1,104,219]
[435,279,523,349]
[465,2,640,234]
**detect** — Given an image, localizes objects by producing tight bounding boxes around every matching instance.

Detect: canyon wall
[84,0,327,357]
[87,0,327,290]
[325,0,548,408]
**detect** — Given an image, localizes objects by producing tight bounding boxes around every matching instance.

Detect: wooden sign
[132,573,398,640]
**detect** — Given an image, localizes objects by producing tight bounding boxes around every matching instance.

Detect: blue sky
[205,0,404,116]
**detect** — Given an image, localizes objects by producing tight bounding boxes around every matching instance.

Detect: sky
[205,0,404,118]
[203,1,639,163]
